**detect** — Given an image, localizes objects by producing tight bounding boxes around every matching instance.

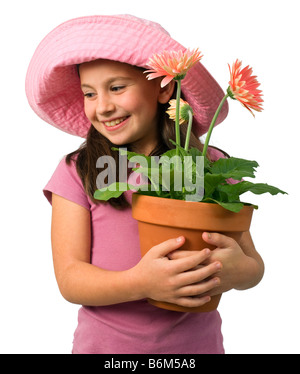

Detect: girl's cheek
[84,103,95,121]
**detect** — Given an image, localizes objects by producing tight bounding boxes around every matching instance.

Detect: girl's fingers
[167,249,195,260]
[172,248,212,273]
[177,277,220,298]
[178,260,222,286]
[202,232,235,248]
[150,236,186,257]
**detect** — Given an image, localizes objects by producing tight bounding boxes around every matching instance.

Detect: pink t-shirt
[44,156,224,354]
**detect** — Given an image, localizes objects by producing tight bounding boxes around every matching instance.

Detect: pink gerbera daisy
[145,49,203,87]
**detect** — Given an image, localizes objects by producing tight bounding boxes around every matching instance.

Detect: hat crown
[113,14,171,36]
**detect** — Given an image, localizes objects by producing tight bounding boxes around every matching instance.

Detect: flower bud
[166,98,193,125]
[180,103,194,122]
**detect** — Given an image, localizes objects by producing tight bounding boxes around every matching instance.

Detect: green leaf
[188,147,212,173]
[114,147,153,175]
[189,147,203,160]
[216,201,244,213]
[218,181,287,201]
[211,157,259,180]
[204,173,226,198]
[168,139,188,156]
[94,182,136,201]
[163,146,183,158]
[113,147,148,161]
[202,197,245,213]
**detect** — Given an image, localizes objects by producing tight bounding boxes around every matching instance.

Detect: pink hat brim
[26,15,228,138]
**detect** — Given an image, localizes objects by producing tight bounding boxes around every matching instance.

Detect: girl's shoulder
[43,155,91,210]
[208,145,230,161]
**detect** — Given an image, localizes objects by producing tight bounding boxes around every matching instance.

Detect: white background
[0,0,299,354]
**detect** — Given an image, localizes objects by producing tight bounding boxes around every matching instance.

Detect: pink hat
[25,15,228,138]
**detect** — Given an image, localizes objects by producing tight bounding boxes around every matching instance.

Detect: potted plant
[94,50,286,312]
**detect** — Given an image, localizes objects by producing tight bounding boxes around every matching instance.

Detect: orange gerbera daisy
[145,49,203,87]
[228,59,263,115]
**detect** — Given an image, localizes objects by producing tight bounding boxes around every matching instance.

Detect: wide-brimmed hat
[25,14,228,138]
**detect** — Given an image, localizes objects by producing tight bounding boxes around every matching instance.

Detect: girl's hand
[133,236,222,308]
[167,231,264,298]
[201,231,264,295]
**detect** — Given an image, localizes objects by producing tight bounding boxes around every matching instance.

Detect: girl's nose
[96,93,115,117]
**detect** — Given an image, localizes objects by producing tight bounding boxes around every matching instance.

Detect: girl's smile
[79,59,174,154]
[103,116,130,128]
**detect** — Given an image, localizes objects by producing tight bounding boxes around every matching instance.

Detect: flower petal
[146,49,203,84]
[161,75,175,88]
[228,60,263,113]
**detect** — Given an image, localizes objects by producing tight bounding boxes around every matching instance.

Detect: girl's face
[79,59,174,155]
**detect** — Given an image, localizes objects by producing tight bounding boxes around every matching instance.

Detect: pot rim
[131,193,254,232]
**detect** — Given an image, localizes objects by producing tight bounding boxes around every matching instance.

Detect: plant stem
[175,79,182,156]
[184,109,193,151]
[202,93,229,158]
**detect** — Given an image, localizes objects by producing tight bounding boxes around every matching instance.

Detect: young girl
[26,15,264,354]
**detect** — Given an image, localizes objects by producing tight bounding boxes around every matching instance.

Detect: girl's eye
[83,92,95,98]
[111,85,125,92]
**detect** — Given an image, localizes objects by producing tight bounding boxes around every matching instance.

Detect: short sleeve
[208,146,228,161]
[43,157,91,210]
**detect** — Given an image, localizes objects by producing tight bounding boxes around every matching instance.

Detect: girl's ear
[158,80,175,104]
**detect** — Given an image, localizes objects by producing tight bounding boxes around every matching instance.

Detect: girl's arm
[51,193,221,308]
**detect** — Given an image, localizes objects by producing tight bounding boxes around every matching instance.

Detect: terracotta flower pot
[132,193,254,313]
